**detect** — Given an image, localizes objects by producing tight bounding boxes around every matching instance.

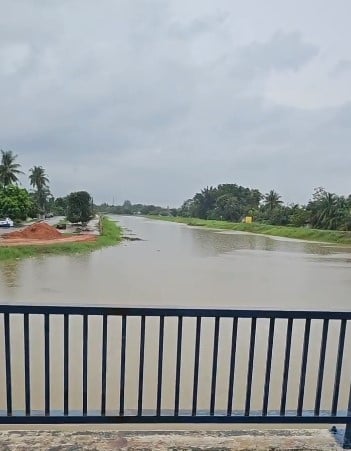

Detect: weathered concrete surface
[0,429,345,450]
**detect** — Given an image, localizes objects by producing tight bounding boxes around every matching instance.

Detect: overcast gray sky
[1,0,350,206]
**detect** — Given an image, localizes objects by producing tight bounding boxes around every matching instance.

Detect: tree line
[97,184,351,231]
[0,150,93,223]
[98,200,172,216]
[178,184,351,231]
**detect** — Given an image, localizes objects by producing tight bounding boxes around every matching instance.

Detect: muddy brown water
[0,215,350,419]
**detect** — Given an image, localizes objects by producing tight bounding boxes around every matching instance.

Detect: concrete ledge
[0,428,345,450]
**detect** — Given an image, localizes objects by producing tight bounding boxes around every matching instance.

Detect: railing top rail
[0,305,350,319]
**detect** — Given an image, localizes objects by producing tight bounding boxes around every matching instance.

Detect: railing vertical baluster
[63,314,69,416]
[297,318,311,416]
[101,314,108,416]
[156,316,164,416]
[4,313,12,416]
[331,319,347,416]
[119,315,127,416]
[280,318,293,416]
[137,315,146,416]
[174,316,183,416]
[262,318,275,416]
[44,313,50,416]
[245,317,257,416]
[24,313,31,416]
[314,319,329,416]
[192,316,202,416]
[210,316,220,416]
[82,314,88,416]
[227,317,238,416]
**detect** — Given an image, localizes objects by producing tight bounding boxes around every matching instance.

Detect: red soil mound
[4,222,63,240]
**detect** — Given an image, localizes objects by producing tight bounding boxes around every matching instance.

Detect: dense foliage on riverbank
[0,150,95,222]
[177,184,351,231]
[98,184,351,233]
[0,217,122,262]
[148,216,351,244]
[98,199,171,216]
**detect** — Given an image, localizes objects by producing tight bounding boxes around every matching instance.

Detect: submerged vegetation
[0,217,122,262]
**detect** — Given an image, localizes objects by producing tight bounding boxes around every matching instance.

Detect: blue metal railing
[0,305,350,447]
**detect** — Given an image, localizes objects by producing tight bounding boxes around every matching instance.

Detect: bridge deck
[0,428,345,450]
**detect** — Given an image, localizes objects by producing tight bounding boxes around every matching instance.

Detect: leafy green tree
[192,187,217,219]
[288,205,310,227]
[46,193,55,212]
[53,197,68,216]
[169,208,178,217]
[269,206,290,225]
[179,199,195,217]
[0,185,33,221]
[178,184,263,221]
[214,194,241,221]
[27,193,40,219]
[0,150,24,187]
[66,191,93,224]
[121,200,133,215]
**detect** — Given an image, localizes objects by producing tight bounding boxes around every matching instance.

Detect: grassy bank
[0,217,122,262]
[147,216,351,245]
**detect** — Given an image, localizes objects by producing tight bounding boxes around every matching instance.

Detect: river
[1,215,351,309]
[0,215,350,418]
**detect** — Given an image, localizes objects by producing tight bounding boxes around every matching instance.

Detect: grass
[0,216,122,262]
[147,216,351,245]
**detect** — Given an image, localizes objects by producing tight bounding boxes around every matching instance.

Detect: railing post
[344,386,351,449]
[344,424,351,449]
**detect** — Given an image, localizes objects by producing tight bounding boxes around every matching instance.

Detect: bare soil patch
[0,222,96,246]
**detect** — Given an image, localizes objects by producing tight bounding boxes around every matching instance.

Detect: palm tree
[0,150,24,187]
[29,166,50,214]
[264,190,283,210]
[316,192,339,230]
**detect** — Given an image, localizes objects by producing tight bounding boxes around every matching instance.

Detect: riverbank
[147,216,351,245]
[0,217,122,261]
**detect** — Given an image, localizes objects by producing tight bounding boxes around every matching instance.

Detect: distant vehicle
[0,217,14,228]
[45,212,54,218]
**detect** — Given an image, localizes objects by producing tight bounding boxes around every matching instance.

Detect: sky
[0,0,350,207]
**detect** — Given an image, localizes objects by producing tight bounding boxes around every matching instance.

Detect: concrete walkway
[0,429,345,450]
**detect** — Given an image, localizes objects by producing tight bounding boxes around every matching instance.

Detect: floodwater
[0,215,350,418]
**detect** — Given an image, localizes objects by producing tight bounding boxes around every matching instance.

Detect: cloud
[330,59,351,77]
[168,12,228,39]
[234,31,318,78]
[0,0,349,206]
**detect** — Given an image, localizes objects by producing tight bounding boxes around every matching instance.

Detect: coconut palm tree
[316,192,340,230]
[29,166,50,214]
[0,150,24,187]
[264,190,283,211]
